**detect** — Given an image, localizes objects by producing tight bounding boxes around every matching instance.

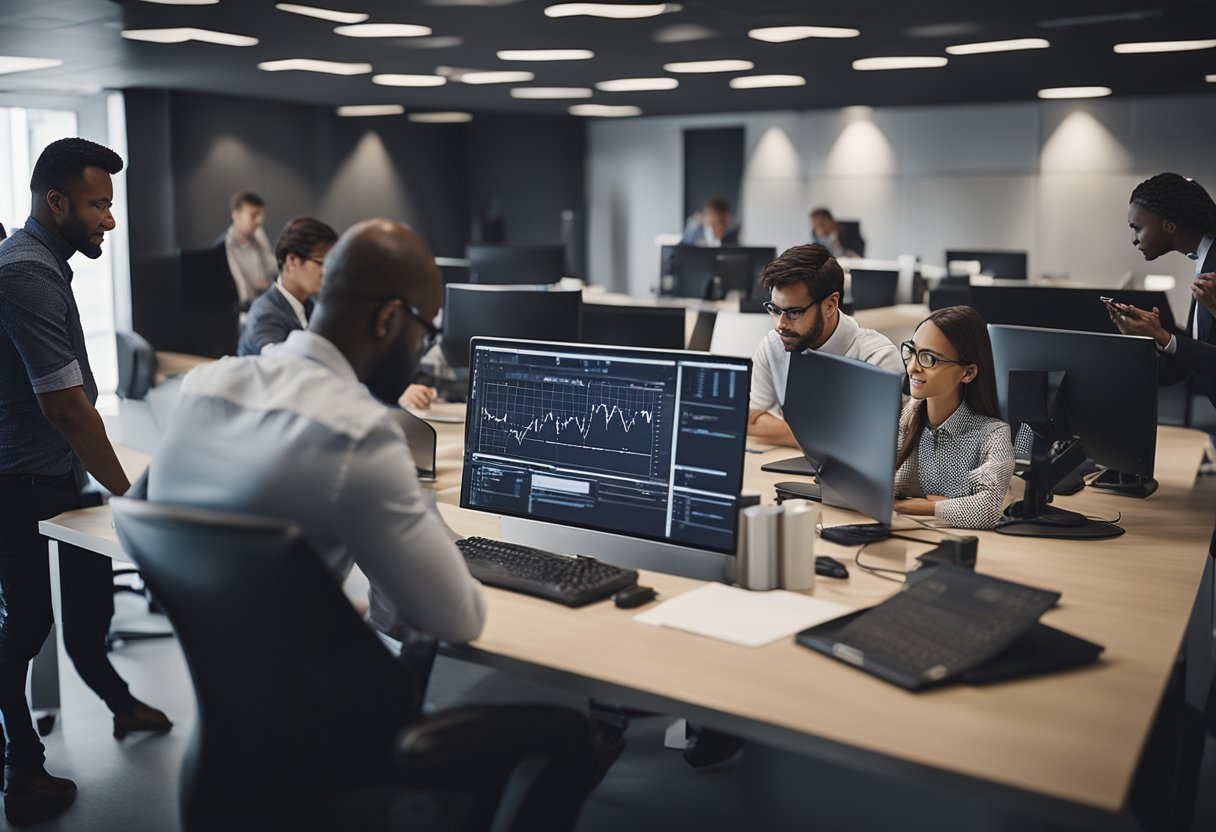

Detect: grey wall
[587,94,1216,318]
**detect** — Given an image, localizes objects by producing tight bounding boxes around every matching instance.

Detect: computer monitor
[967,285,1177,335]
[460,337,752,580]
[465,243,565,285]
[944,249,1028,280]
[659,245,776,300]
[764,351,903,533]
[441,285,582,370]
[177,243,239,358]
[988,325,1159,539]
[580,303,686,350]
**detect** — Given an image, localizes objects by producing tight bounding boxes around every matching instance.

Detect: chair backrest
[848,268,899,310]
[177,243,240,357]
[709,311,772,358]
[115,331,158,400]
[836,220,866,257]
[110,498,418,825]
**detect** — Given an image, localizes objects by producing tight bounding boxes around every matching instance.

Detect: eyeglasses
[402,302,441,352]
[900,341,971,370]
[305,256,326,267]
[762,297,824,321]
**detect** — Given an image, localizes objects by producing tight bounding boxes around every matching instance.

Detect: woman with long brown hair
[894,306,1014,529]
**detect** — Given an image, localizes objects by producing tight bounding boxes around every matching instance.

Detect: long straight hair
[894,305,1002,471]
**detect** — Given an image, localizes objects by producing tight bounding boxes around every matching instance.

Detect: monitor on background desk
[969,285,1177,335]
[465,243,565,285]
[944,249,1028,280]
[659,245,776,300]
[460,338,752,580]
[441,285,583,370]
[580,303,687,350]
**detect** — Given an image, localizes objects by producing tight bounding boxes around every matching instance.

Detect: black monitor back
[784,350,902,523]
[581,303,686,350]
[442,285,582,368]
[988,324,1157,477]
[177,243,239,358]
[849,268,899,310]
[465,243,565,285]
[836,220,865,257]
[945,249,1028,280]
[660,245,776,299]
[968,285,1177,335]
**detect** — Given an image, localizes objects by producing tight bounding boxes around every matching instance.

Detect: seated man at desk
[238,216,337,356]
[748,244,903,447]
[134,219,486,647]
[809,207,858,258]
[680,195,739,247]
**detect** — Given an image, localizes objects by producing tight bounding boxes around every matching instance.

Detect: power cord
[853,542,908,584]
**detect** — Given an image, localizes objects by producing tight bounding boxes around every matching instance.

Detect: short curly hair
[1130,173,1216,234]
[759,243,844,300]
[30,138,123,197]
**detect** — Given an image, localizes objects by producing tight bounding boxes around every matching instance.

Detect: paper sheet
[633,583,852,648]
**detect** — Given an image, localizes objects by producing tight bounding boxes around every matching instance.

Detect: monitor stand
[761,455,816,476]
[1089,469,1159,498]
[996,502,1124,540]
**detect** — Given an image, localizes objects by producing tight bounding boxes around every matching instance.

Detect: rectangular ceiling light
[664,59,753,73]
[569,104,642,117]
[510,87,593,99]
[497,49,595,61]
[137,0,219,5]
[122,28,259,47]
[946,38,1050,55]
[729,74,806,89]
[1036,86,1112,99]
[1113,39,1216,54]
[275,4,369,24]
[455,70,536,84]
[372,74,447,86]
[545,3,668,18]
[409,112,474,123]
[334,23,432,38]
[0,56,64,75]
[596,77,678,92]
[748,26,859,42]
[258,58,372,74]
[336,104,405,116]
[852,56,948,70]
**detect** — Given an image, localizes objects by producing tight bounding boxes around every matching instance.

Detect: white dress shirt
[224,225,278,304]
[275,279,308,328]
[139,329,485,643]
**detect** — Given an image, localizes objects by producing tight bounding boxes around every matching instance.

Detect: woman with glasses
[894,305,1014,529]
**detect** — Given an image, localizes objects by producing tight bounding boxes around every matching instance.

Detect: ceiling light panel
[569,104,642,117]
[748,26,859,42]
[545,3,669,19]
[595,77,678,92]
[334,23,432,38]
[372,74,447,86]
[456,70,536,84]
[275,4,370,24]
[336,104,404,116]
[136,0,219,5]
[1036,86,1112,99]
[0,56,64,75]
[258,59,371,74]
[510,87,593,99]
[852,57,948,70]
[1208,74,1216,83]
[1113,39,1216,54]
[946,38,1050,55]
[409,112,474,123]
[663,59,753,73]
[730,74,806,89]
[497,49,595,61]
[122,28,259,47]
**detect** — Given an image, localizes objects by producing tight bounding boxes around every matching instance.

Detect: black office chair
[848,269,899,310]
[110,498,620,832]
[836,220,865,257]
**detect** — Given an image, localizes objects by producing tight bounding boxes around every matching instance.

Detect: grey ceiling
[1,0,1214,116]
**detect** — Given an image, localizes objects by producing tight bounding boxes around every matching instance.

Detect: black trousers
[0,472,136,769]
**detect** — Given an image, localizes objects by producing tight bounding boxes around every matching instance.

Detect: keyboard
[796,565,1060,690]
[820,523,890,546]
[456,537,638,607]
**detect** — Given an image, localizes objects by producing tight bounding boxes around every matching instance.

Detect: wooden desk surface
[41,420,1213,815]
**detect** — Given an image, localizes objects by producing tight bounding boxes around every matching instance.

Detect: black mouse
[613,585,658,608]
[815,556,849,579]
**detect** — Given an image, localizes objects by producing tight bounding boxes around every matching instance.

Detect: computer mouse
[815,556,849,579]
[613,585,658,608]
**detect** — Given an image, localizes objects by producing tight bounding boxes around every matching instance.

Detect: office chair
[111,498,620,832]
[836,220,865,257]
[116,331,158,400]
[847,269,899,310]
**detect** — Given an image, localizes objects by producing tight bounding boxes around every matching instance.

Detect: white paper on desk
[633,583,852,648]
[406,403,466,424]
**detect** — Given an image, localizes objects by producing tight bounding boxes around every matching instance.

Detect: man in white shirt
[748,243,903,447]
[219,191,277,305]
[680,196,739,247]
[134,218,485,645]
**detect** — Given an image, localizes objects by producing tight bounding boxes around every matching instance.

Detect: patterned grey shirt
[894,400,1015,529]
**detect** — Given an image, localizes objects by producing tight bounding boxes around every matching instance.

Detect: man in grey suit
[238,217,337,356]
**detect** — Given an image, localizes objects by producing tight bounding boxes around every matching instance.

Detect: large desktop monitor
[944,249,1028,280]
[465,243,565,285]
[763,350,903,533]
[460,337,753,580]
[441,285,582,370]
[968,285,1177,335]
[988,325,1159,538]
[659,245,776,300]
[580,303,686,350]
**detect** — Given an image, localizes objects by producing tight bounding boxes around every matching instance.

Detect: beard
[364,326,421,405]
[779,313,823,353]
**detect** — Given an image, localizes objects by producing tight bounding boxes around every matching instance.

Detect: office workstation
[3,1,1216,830]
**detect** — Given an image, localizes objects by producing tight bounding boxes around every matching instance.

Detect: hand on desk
[1107,302,1171,348]
[401,384,438,410]
[894,496,944,516]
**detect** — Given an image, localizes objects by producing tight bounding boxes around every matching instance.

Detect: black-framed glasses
[305,256,326,267]
[900,341,971,370]
[402,302,441,352]
[762,297,823,321]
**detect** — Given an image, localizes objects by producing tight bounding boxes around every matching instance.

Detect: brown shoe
[2,766,77,826]
[113,703,173,739]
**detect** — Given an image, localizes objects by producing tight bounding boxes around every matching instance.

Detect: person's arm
[747,408,798,447]
[37,386,130,495]
[401,384,437,410]
[929,425,1015,530]
[239,299,293,356]
[1108,303,1195,385]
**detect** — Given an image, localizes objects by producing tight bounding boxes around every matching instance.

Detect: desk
[38,423,1213,827]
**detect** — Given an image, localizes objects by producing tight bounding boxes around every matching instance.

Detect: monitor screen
[441,285,582,369]
[465,244,565,285]
[580,303,686,350]
[967,285,1177,335]
[659,245,776,299]
[944,249,1028,280]
[461,338,752,555]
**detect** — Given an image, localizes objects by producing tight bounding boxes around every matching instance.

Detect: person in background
[238,217,337,357]
[219,191,277,306]
[894,306,1014,529]
[0,138,171,826]
[748,244,903,447]
[680,196,739,247]
[809,207,858,258]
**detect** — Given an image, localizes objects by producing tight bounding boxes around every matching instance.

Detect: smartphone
[1099,296,1115,305]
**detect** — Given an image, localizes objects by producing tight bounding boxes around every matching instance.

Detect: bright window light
[748,26,859,42]
[946,38,1050,55]
[0,57,64,75]
[372,74,446,86]
[510,87,593,99]
[595,77,678,92]
[334,23,432,38]
[569,104,642,117]
[275,4,369,24]
[852,56,948,71]
[729,74,806,89]
[409,112,474,123]
[456,70,536,84]
[122,28,259,47]
[1113,39,1216,54]
[258,59,371,74]
[1036,86,1112,99]
[544,3,669,19]
[497,49,595,61]
[663,59,753,73]
[336,104,405,116]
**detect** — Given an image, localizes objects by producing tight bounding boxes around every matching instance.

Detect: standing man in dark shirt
[0,138,170,824]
